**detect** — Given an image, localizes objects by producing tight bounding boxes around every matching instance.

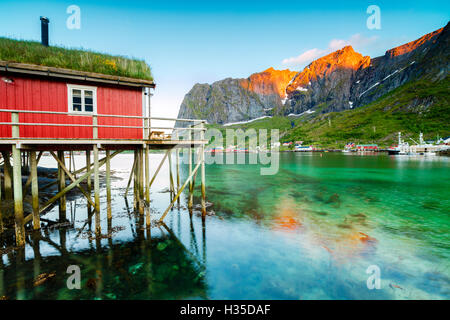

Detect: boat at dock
[294,145,313,152]
[388,132,449,156]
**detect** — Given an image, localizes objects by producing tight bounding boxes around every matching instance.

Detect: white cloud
[282,48,326,66]
[282,34,378,68]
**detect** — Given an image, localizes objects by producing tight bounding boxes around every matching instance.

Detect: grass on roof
[0,37,153,81]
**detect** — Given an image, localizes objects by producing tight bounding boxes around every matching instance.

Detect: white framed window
[67,84,97,114]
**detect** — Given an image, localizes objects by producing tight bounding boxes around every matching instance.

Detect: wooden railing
[0,108,206,141]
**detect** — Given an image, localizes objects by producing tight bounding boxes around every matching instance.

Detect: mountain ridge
[177,22,449,128]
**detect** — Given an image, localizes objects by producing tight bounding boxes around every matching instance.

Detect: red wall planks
[0,74,143,140]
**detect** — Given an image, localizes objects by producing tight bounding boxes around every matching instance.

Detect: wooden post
[22,151,42,196]
[12,112,25,246]
[188,128,193,210]
[168,150,174,201]
[30,151,40,230]
[57,151,66,221]
[1,151,12,200]
[145,145,150,205]
[176,147,180,207]
[69,151,72,172]
[106,150,112,220]
[12,145,25,246]
[125,156,136,197]
[133,149,139,210]
[200,121,206,217]
[86,150,91,198]
[144,87,151,213]
[139,148,144,214]
[93,144,101,234]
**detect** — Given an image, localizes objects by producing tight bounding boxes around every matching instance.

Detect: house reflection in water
[0,198,208,300]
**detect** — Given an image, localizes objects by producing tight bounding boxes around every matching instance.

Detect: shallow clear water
[1,152,449,299]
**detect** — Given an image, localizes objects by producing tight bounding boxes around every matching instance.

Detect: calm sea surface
[1,152,449,299]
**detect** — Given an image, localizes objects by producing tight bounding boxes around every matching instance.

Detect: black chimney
[40,16,49,46]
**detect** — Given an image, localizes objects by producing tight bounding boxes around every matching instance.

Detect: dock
[0,108,208,246]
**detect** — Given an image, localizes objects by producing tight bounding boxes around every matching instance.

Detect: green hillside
[212,76,450,149]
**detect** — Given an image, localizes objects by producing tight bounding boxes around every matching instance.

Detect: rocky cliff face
[177,23,449,125]
[345,25,447,112]
[176,68,296,126]
[284,46,370,114]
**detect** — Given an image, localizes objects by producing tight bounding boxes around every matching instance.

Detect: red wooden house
[0,61,155,142]
[356,144,378,150]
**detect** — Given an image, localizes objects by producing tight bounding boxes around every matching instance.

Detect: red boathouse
[0,61,155,141]
[0,35,207,248]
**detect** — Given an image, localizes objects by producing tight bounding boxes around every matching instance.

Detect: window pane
[72,89,82,107]
[73,96,82,104]
[84,90,94,112]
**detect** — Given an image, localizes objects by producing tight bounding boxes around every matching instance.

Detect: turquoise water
[1,152,449,299]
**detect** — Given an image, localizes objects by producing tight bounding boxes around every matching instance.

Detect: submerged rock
[326,193,340,204]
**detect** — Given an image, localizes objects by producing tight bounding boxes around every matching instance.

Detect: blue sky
[0,0,448,119]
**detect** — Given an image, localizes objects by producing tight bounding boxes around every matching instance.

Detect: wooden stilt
[189,148,200,213]
[12,145,25,246]
[106,150,112,220]
[69,151,72,172]
[72,151,76,179]
[139,148,144,214]
[125,156,137,197]
[139,149,144,199]
[11,112,25,246]
[57,151,66,221]
[188,141,193,210]
[93,144,101,234]
[22,151,42,196]
[30,151,40,230]
[1,151,12,200]
[133,150,139,210]
[176,148,180,207]
[168,150,175,201]
[145,145,150,205]
[200,122,206,217]
[86,150,91,199]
